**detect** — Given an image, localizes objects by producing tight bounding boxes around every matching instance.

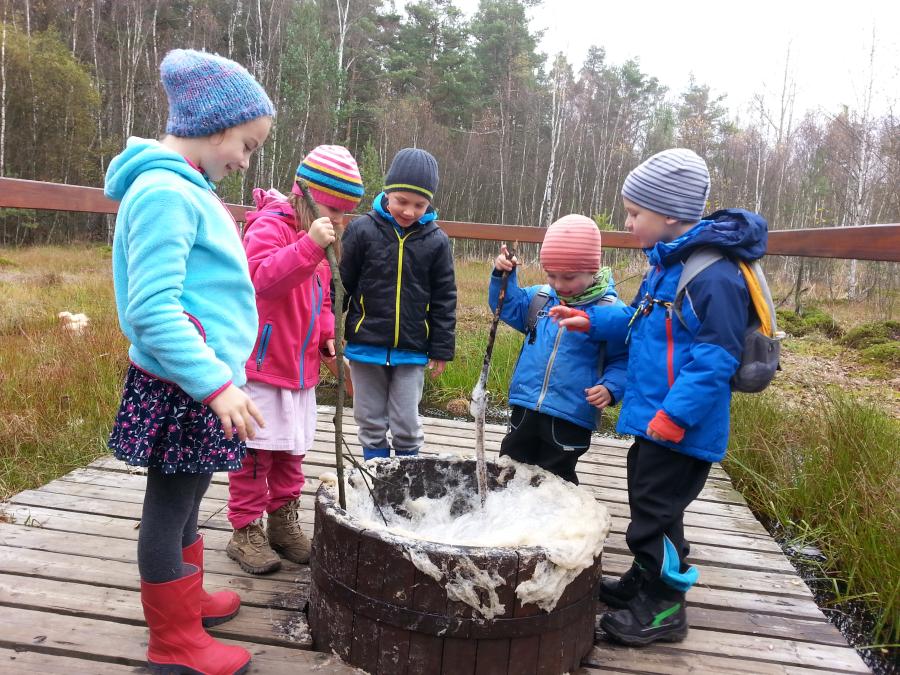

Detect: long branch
[297,180,347,510]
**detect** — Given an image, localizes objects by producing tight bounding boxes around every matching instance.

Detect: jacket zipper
[665,306,675,387]
[536,324,564,410]
[424,302,430,340]
[256,323,273,370]
[393,230,412,348]
[299,280,323,385]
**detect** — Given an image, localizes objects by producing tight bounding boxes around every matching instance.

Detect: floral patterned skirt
[108,365,246,474]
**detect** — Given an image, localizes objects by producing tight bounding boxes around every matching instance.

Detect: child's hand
[646,426,666,442]
[548,305,590,332]
[427,359,446,378]
[208,384,265,441]
[494,244,517,272]
[585,384,612,409]
[320,339,336,362]
[309,217,336,249]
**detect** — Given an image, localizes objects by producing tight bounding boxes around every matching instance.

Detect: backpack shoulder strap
[673,247,725,329]
[676,247,725,297]
[525,285,553,342]
[738,259,777,337]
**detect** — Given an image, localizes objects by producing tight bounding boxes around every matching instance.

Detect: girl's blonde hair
[288,192,342,260]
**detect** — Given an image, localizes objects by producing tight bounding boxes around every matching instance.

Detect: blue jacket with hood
[489,269,629,430]
[104,137,258,403]
[585,209,768,462]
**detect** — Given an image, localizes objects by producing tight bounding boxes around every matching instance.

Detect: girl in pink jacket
[226,145,364,574]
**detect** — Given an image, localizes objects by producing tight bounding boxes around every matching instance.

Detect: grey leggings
[138,468,212,583]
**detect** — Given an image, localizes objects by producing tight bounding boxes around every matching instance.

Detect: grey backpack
[673,247,781,393]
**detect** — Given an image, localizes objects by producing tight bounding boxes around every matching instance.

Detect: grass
[0,245,129,501]
[726,391,900,646]
[1,245,898,644]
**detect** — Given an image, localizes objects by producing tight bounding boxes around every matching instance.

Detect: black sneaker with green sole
[600,583,688,647]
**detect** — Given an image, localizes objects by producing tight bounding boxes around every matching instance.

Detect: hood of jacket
[647,208,768,268]
[372,191,438,232]
[244,187,295,234]
[104,137,213,201]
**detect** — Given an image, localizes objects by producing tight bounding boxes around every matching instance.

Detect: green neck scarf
[557,267,613,306]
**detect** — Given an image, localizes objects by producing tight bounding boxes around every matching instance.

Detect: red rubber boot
[183,534,241,627]
[141,564,251,675]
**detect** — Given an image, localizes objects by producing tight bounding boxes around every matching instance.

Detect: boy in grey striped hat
[551,147,769,646]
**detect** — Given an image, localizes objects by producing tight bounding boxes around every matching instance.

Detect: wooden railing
[1,177,899,262]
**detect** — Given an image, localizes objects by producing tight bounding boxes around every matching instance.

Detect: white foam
[342,457,611,614]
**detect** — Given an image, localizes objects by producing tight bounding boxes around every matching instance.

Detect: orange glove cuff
[648,410,685,443]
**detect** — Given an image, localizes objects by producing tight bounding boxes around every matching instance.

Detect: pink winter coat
[243,188,335,390]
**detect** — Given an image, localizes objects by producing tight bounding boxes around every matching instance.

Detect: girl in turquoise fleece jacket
[104,49,273,675]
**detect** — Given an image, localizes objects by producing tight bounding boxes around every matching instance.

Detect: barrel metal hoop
[310,560,594,639]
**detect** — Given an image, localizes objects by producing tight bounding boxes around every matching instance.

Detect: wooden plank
[766,224,900,261]
[88,452,750,509]
[0,176,250,222]
[0,544,306,611]
[0,647,139,674]
[0,606,360,674]
[588,628,870,673]
[0,573,312,649]
[584,646,858,675]
[375,535,416,675]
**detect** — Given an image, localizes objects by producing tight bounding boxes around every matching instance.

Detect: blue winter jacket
[585,209,768,462]
[104,138,258,403]
[489,269,629,430]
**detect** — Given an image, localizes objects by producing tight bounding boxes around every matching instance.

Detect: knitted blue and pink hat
[160,49,275,138]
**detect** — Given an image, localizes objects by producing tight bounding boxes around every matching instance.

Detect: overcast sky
[445,0,899,120]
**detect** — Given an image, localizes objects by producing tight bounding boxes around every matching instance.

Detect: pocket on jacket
[551,417,590,452]
[354,295,366,333]
[509,406,526,431]
[255,323,274,370]
[183,311,207,342]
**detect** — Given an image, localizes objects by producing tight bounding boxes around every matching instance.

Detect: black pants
[499,406,591,484]
[138,468,212,583]
[625,437,711,588]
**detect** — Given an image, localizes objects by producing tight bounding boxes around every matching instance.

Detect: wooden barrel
[307,457,602,675]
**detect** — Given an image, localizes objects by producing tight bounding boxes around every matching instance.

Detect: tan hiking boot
[226,519,281,574]
[267,500,311,564]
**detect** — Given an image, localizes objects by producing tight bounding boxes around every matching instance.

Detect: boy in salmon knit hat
[489,214,628,484]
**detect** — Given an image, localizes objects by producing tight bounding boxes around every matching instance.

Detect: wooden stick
[297,179,347,510]
[471,248,515,505]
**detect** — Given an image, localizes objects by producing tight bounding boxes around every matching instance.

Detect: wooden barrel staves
[307,457,602,675]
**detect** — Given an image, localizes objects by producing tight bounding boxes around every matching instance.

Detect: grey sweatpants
[350,362,425,453]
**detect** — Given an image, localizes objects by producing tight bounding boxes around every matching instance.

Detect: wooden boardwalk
[0,409,870,674]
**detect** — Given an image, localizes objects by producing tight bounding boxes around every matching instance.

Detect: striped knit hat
[160,49,274,138]
[622,148,710,222]
[540,214,602,273]
[293,145,364,213]
[384,148,439,201]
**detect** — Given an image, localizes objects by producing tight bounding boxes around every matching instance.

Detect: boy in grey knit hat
[340,148,456,461]
[551,148,769,646]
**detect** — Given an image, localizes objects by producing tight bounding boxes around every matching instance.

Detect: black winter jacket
[339,209,457,361]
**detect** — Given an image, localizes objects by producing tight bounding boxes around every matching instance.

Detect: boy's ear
[665,216,681,226]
